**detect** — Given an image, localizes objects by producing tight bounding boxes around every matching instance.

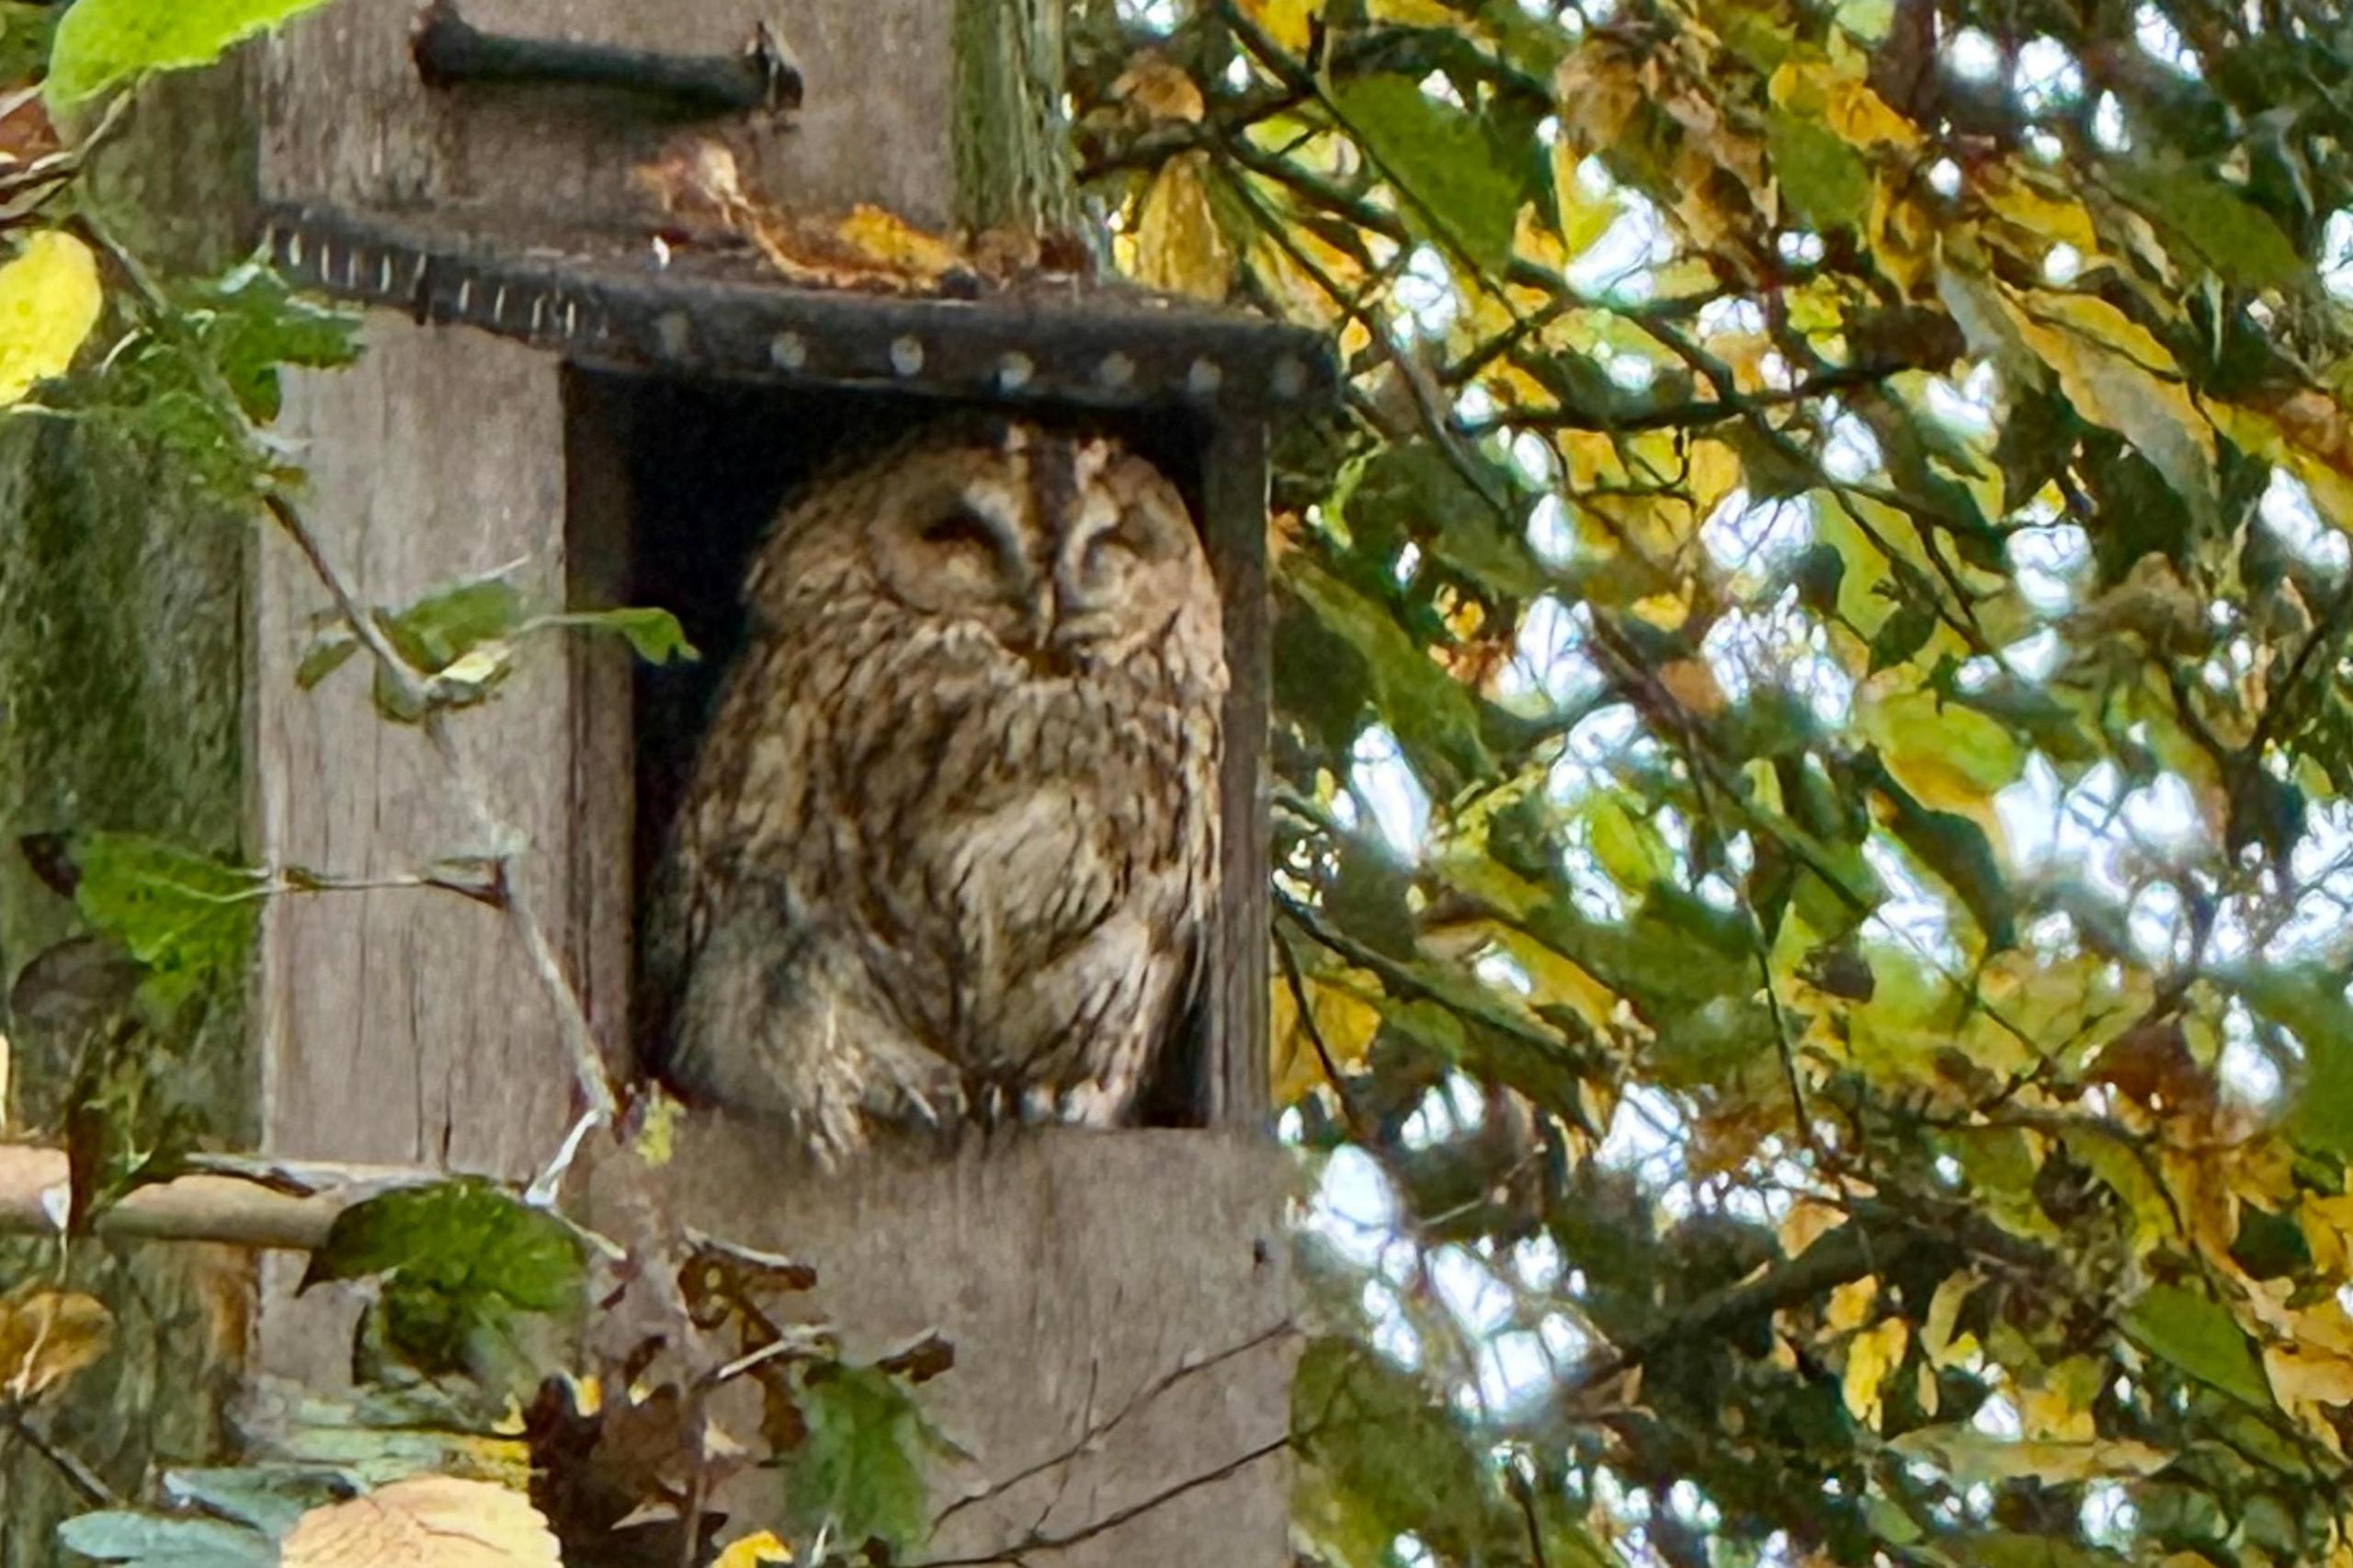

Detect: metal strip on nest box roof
[256,205,1337,416]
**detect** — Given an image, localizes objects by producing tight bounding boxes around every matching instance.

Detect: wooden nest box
[245,3,1335,1563]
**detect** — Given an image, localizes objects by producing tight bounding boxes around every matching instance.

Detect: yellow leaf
[1768,62,1920,150]
[1825,1275,1881,1334]
[632,1085,682,1166]
[1241,0,1319,53]
[2266,1344,2353,1441]
[1778,1199,1847,1259]
[1867,176,1938,298]
[1921,1271,1981,1366]
[1842,1316,1910,1427]
[2216,398,2353,537]
[0,231,102,407]
[833,206,968,285]
[2302,1192,2353,1278]
[713,1532,794,1568]
[0,1290,112,1402]
[1768,60,1829,112]
[1134,153,1233,303]
[1549,146,1620,262]
[1271,966,1383,1108]
[282,1476,562,1568]
[1892,1426,2174,1483]
[1999,287,2216,516]
[1980,165,2099,260]
[1370,0,1457,19]
[1825,81,1921,149]
[2018,1383,2097,1442]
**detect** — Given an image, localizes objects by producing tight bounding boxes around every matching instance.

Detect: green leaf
[782,1363,945,1558]
[1961,1533,2126,1568]
[1330,74,1526,276]
[1293,1337,1514,1565]
[2105,162,2311,292]
[176,259,362,424]
[1767,109,1870,231]
[71,833,263,1016]
[2228,965,2353,1156]
[378,574,528,676]
[1866,598,1936,672]
[1723,421,1818,501]
[1996,290,2217,528]
[1864,765,2015,948]
[532,607,701,665]
[160,1467,356,1537]
[1283,555,1495,790]
[47,0,342,107]
[2122,1284,2273,1410]
[1338,441,1543,601]
[54,1513,274,1568]
[292,625,359,690]
[303,1179,585,1378]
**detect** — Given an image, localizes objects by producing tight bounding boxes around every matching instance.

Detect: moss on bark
[951,0,1082,239]
[0,62,257,1564]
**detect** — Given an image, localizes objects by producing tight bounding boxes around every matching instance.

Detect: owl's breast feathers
[648,586,1225,1152]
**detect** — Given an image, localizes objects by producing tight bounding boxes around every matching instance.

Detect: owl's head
[779,419,1221,672]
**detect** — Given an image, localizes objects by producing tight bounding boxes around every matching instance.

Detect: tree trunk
[952,0,1082,238]
[0,66,261,1562]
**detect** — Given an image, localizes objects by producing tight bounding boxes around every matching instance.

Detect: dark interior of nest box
[563,368,1224,1131]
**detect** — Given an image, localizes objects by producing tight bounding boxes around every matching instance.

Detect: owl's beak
[1032,583,1116,654]
[1052,611,1120,652]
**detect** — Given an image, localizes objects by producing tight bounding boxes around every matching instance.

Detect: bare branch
[910,1433,1293,1567]
[0,1145,438,1251]
[935,1322,1299,1530]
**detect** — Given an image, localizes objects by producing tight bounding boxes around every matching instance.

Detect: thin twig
[3,1408,119,1509]
[911,1433,1293,1566]
[935,1323,1298,1529]
[260,490,620,1128]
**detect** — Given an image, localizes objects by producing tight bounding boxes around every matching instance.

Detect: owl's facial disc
[1040,452,1205,663]
[871,472,1035,634]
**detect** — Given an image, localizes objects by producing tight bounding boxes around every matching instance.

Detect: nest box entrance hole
[562,368,1239,1133]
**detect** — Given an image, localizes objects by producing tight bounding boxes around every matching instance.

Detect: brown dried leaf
[1111,53,1205,125]
[281,1476,562,1568]
[0,91,61,168]
[2089,1018,2215,1115]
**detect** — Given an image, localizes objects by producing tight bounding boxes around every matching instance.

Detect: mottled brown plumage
[642,419,1225,1164]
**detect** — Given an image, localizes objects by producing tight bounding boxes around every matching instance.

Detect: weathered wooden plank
[259,0,956,230]
[255,315,590,1383]
[1205,422,1274,1129]
[587,1127,1296,1567]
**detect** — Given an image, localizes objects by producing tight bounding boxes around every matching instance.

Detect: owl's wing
[1131,897,1216,1125]
[633,820,717,1089]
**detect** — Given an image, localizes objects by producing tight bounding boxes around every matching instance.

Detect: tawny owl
[641,416,1226,1165]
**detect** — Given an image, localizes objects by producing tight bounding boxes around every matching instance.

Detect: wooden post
[245,1,1305,1560]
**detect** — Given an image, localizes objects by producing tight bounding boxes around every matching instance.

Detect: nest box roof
[260,204,1341,417]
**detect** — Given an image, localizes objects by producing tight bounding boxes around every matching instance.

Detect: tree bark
[0,64,261,1561]
[952,0,1082,238]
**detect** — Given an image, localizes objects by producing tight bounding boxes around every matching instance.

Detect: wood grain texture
[585,1126,1297,1568]
[258,0,958,230]
[1204,422,1273,1128]
[255,316,592,1382]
